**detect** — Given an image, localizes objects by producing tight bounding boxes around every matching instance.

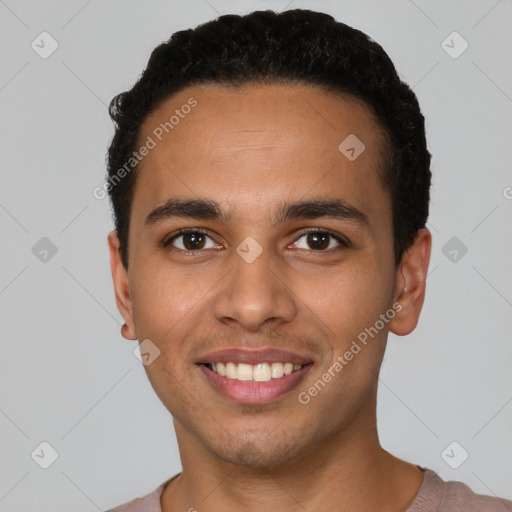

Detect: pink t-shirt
[106,466,512,511]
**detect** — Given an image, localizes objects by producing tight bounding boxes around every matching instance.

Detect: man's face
[114,84,403,467]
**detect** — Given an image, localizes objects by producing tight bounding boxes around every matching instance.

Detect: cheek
[302,261,391,333]
[130,264,209,338]
[129,262,228,375]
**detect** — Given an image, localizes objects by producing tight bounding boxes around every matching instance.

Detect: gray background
[0,0,511,510]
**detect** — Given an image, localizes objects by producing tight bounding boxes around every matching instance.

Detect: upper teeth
[209,362,303,381]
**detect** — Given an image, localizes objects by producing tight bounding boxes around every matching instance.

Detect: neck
[161,396,424,512]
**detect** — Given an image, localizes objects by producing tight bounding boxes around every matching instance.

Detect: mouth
[204,361,306,380]
[196,349,314,404]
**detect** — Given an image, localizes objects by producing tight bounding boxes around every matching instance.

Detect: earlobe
[390,228,432,336]
[107,231,137,340]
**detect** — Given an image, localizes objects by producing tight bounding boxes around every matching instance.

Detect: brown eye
[306,232,330,250]
[165,229,218,251]
[292,230,348,251]
[181,233,206,250]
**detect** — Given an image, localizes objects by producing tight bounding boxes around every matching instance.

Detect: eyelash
[163,227,349,253]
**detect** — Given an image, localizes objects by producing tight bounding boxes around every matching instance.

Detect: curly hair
[106,8,431,269]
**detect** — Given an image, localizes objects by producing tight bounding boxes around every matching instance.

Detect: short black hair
[106,8,431,269]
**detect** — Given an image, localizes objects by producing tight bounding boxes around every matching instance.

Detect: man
[104,9,512,512]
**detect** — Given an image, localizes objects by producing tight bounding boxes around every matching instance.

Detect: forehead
[140,83,385,154]
[131,83,390,230]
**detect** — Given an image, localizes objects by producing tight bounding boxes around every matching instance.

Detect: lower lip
[199,364,313,404]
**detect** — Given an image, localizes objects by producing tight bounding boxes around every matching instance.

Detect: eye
[164,228,220,251]
[163,228,349,253]
[291,229,349,251]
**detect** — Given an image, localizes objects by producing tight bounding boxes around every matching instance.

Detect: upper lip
[196,348,314,366]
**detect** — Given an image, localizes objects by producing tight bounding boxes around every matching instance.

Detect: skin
[108,83,431,511]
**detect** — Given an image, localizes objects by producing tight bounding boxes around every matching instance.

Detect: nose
[212,243,297,333]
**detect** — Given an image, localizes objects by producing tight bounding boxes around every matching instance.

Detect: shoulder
[412,467,512,512]
[440,476,512,512]
[104,473,180,512]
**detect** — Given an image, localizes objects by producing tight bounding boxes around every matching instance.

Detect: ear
[389,228,432,336]
[108,230,137,340]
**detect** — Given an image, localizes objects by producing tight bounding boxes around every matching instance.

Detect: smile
[204,361,303,381]
[196,348,314,404]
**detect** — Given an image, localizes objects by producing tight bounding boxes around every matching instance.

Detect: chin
[206,432,312,468]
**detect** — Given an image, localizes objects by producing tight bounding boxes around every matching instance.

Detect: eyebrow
[144,197,369,227]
